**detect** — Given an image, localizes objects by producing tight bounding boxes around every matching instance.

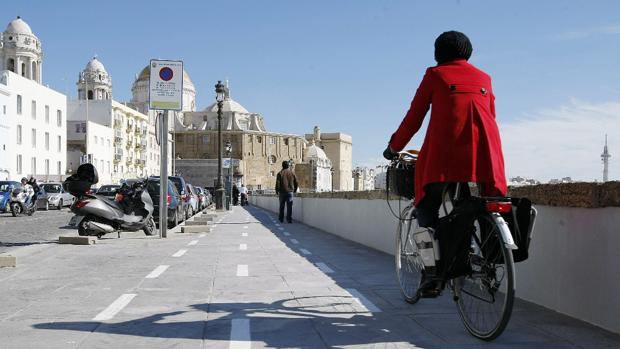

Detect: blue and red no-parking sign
[159,67,174,81]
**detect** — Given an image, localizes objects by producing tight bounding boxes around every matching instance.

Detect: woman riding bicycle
[384,31,508,294]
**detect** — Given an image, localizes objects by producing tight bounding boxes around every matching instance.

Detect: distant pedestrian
[239,184,248,206]
[275,161,298,223]
[232,184,239,206]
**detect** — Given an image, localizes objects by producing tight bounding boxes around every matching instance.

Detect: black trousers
[278,192,293,222]
[415,183,453,229]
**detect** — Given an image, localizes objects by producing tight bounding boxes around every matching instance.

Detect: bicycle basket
[387,160,415,199]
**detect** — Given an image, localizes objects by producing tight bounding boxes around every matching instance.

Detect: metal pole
[215,101,224,210]
[159,110,169,238]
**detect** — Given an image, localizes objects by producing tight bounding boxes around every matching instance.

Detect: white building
[0,17,66,182]
[304,141,333,192]
[0,78,10,180]
[353,166,376,191]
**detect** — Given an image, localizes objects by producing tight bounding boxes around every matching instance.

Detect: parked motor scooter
[63,164,156,238]
[9,187,37,217]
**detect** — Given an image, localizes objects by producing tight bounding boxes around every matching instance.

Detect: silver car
[40,182,74,210]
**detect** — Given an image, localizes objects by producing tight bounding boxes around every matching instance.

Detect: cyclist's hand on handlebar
[383,146,399,160]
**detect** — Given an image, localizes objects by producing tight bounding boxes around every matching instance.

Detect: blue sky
[6,0,620,181]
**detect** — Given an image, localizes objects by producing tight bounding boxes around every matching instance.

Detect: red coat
[389,59,507,205]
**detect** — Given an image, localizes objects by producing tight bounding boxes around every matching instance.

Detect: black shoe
[287,219,292,223]
[279,219,284,223]
[418,271,441,298]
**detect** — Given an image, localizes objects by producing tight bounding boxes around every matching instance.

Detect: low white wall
[250,195,620,334]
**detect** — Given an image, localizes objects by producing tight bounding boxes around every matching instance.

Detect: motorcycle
[9,187,37,217]
[64,164,156,238]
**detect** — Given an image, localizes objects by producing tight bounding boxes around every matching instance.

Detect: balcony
[126,123,134,133]
[126,138,133,148]
[126,157,133,165]
[114,129,123,141]
[134,126,142,135]
[140,139,148,148]
[113,118,122,129]
[113,154,122,162]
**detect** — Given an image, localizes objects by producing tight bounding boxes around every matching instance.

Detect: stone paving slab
[0,206,618,348]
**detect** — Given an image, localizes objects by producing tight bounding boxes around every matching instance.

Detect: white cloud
[500,99,619,182]
[552,24,620,40]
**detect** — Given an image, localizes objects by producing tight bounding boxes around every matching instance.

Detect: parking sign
[149,59,183,111]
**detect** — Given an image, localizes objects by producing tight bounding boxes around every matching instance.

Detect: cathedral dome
[84,57,107,73]
[4,17,33,35]
[305,141,332,167]
[204,98,249,114]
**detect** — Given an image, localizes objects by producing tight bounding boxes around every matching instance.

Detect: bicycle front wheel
[453,212,515,340]
[395,204,424,304]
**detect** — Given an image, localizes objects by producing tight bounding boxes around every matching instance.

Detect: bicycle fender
[491,213,518,250]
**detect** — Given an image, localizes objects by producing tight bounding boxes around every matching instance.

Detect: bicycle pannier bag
[502,197,534,263]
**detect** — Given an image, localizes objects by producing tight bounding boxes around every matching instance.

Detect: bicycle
[390,150,536,340]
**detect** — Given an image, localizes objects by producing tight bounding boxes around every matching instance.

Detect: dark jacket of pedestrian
[275,167,298,194]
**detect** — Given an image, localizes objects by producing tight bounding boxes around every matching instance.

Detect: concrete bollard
[0,254,16,268]
[185,220,212,226]
[181,225,212,234]
[59,236,97,245]
[193,217,213,222]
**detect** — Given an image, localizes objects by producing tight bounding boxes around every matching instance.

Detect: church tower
[602,134,611,182]
[77,56,112,100]
[0,16,43,83]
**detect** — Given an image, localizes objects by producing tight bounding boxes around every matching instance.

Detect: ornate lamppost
[214,81,225,210]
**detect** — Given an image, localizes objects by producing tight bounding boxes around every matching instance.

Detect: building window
[45,132,49,150]
[31,157,36,175]
[57,161,62,175]
[17,154,22,174]
[284,138,289,146]
[45,159,49,176]
[3,105,6,114]
[94,136,98,145]
[107,161,110,174]
[45,105,49,123]
[107,139,110,148]
[81,123,86,133]
[31,128,36,147]
[57,135,62,152]
[17,95,22,115]
[268,155,277,164]
[31,100,36,119]
[57,110,62,127]
[257,136,262,143]
[270,137,276,145]
[7,58,15,72]
[16,125,22,144]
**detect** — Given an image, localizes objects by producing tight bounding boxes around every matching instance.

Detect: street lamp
[214,81,226,210]
[225,139,232,210]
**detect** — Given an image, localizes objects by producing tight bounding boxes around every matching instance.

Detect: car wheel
[168,211,179,229]
[57,200,63,210]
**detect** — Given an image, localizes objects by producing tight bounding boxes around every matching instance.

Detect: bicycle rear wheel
[453,212,515,340]
[395,204,424,304]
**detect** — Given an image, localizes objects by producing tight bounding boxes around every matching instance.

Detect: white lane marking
[283,232,291,236]
[229,318,251,349]
[239,243,247,250]
[346,288,382,313]
[278,227,284,231]
[145,265,169,279]
[299,248,312,255]
[172,249,187,257]
[242,232,248,237]
[275,223,281,227]
[213,225,218,228]
[315,262,334,274]
[243,226,248,229]
[237,264,249,277]
[188,240,198,246]
[199,233,206,238]
[93,294,137,321]
[290,239,299,244]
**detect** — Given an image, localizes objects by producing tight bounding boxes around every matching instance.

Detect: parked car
[40,182,74,210]
[96,184,121,200]
[185,183,199,218]
[194,187,208,210]
[0,181,20,213]
[166,176,189,221]
[35,188,50,210]
[146,177,184,229]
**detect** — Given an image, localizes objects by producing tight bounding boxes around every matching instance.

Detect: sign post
[149,59,183,238]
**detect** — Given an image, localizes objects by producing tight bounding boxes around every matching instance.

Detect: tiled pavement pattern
[0,206,618,348]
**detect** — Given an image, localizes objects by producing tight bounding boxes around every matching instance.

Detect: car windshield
[0,182,16,192]
[41,184,61,193]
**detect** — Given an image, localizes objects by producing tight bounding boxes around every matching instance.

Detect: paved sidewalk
[0,206,618,348]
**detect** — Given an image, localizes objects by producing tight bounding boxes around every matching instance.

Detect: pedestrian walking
[232,184,239,206]
[275,161,298,223]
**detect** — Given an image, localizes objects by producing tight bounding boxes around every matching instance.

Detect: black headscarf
[434,31,473,64]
